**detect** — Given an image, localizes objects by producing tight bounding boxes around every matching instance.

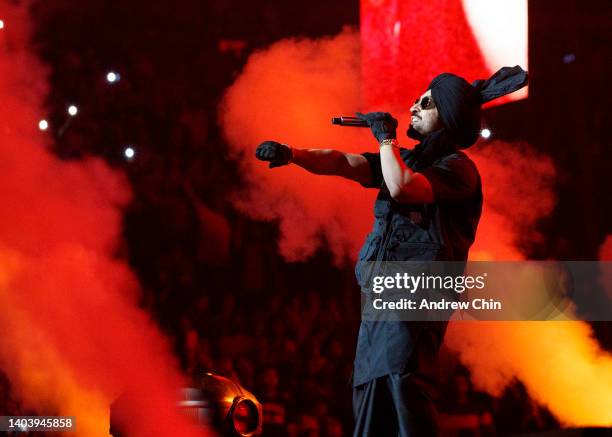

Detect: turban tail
[428,66,528,148]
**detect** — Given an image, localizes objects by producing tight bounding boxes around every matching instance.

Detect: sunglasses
[413,95,436,110]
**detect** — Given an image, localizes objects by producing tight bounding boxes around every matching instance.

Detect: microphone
[331,116,369,128]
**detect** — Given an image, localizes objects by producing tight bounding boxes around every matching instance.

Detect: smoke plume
[468,141,556,260]
[444,322,612,425]
[220,29,555,264]
[0,3,203,436]
[220,28,373,263]
[220,28,612,426]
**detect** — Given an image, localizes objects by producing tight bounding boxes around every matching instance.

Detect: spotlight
[38,119,49,131]
[480,128,491,139]
[0,20,4,29]
[106,71,120,83]
[124,146,135,160]
[67,105,78,116]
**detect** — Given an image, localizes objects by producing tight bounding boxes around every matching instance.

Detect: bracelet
[379,139,399,148]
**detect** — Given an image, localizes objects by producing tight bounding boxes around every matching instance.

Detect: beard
[406,124,425,141]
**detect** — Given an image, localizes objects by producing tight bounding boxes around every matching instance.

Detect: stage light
[68,105,78,116]
[480,128,492,139]
[38,119,49,131]
[106,71,120,83]
[0,20,4,29]
[124,146,135,160]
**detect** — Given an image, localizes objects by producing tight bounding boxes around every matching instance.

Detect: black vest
[352,130,479,387]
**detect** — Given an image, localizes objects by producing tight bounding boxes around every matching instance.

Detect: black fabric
[428,74,481,148]
[349,68,522,436]
[353,130,482,383]
[352,131,481,435]
[427,65,528,148]
[353,373,439,437]
[364,129,480,203]
[471,65,529,104]
[420,154,480,203]
[359,147,481,263]
[355,111,398,142]
[405,129,459,169]
[360,151,386,188]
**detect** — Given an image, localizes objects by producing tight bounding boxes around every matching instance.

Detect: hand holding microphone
[344,112,398,143]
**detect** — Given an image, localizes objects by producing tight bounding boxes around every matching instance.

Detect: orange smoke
[0,2,203,436]
[468,141,557,261]
[219,29,554,265]
[220,28,374,262]
[220,27,612,427]
[445,322,612,425]
[448,148,612,427]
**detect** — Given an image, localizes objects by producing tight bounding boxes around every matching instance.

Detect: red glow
[360,0,488,110]
[0,3,205,435]
[358,0,611,425]
[219,0,611,426]
[360,0,526,110]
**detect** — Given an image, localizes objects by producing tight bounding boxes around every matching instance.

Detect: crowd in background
[6,0,611,436]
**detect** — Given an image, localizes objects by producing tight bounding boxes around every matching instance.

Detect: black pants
[352,373,439,437]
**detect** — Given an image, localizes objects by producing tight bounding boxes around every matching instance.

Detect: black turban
[427,65,528,148]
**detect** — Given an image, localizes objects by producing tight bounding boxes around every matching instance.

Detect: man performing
[255,66,528,436]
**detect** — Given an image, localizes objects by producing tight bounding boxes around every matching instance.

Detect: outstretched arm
[255,141,373,186]
[292,148,372,184]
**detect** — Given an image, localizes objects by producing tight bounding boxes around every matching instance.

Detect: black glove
[255,140,293,168]
[356,112,398,143]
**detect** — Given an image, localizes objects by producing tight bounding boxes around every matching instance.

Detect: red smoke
[0,3,204,436]
[444,321,612,425]
[220,0,612,427]
[219,28,548,265]
[468,141,556,260]
[221,29,374,262]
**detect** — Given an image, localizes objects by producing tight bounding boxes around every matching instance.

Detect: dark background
[1,0,608,436]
